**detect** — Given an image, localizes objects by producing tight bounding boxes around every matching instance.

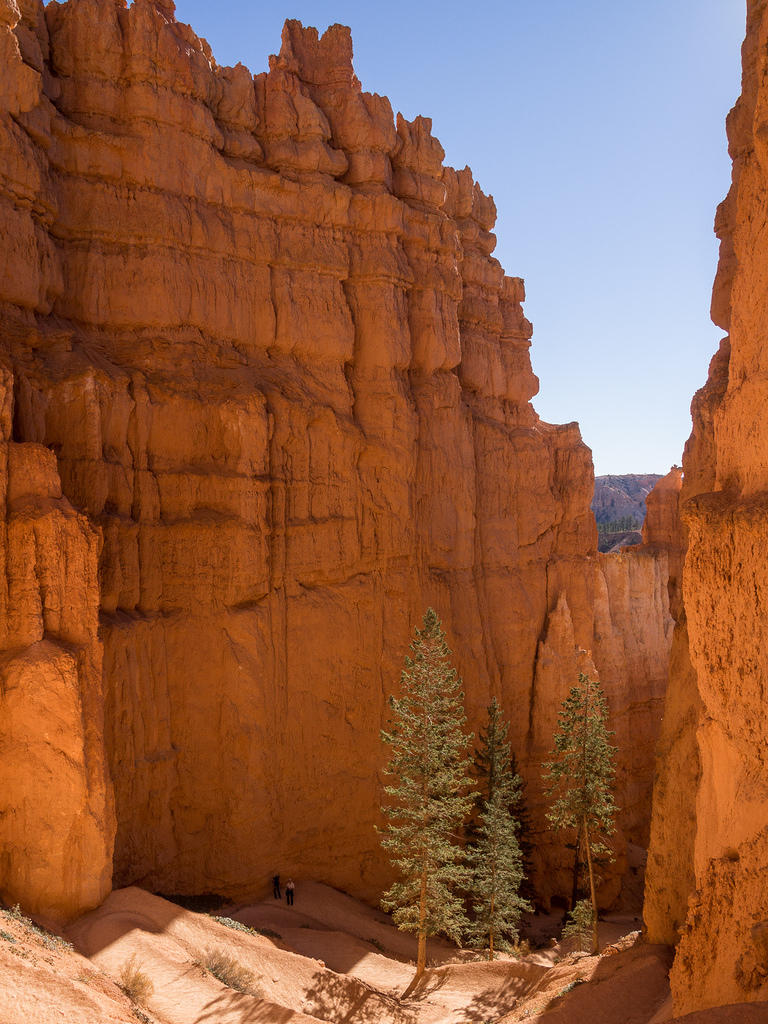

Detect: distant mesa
[592,473,663,525]
[592,474,663,552]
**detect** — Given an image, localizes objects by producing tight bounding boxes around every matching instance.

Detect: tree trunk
[580,680,599,955]
[570,840,580,911]
[488,892,495,961]
[402,866,428,998]
[583,817,599,955]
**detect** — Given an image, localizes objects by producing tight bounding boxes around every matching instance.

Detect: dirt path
[2,884,765,1023]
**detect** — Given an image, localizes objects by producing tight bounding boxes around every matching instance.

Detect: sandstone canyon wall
[0,0,672,921]
[644,1,768,1014]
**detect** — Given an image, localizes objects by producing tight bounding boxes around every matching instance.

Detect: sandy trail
[0,903,137,1024]
[67,886,404,1024]
[230,882,552,1020]
[232,882,460,964]
[2,884,767,1023]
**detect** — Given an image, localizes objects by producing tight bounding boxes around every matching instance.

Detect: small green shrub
[212,916,280,940]
[212,916,255,935]
[39,932,73,951]
[367,937,385,953]
[3,904,72,950]
[119,955,154,1005]
[562,899,593,952]
[0,930,16,943]
[200,947,255,993]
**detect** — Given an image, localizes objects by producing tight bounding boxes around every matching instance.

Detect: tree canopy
[380,608,474,993]
[544,672,618,954]
[466,697,531,958]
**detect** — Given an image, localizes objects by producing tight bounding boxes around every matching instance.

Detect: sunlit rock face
[644,1,768,1014]
[0,0,671,920]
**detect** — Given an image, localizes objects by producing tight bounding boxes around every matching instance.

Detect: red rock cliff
[0,0,671,920]
[644,1,768,1014]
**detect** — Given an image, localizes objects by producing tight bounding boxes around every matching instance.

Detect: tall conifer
[380,608,474,996]
[509,751,535,904]
[467,698,531,958]
[543,672,618,954]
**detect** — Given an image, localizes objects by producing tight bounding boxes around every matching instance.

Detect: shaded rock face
[645,2,768,1014]
[0,0,671,920]
[642,468,683,569]
[525,536,674,910]
[0,366,114,920]
[598,529,642,554]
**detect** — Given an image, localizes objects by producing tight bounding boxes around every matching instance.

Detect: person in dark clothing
[286,879,295,906]
[272,873,281,899]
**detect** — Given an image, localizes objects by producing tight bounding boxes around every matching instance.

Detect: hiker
[286,879,295,906]
[272,873,281,899]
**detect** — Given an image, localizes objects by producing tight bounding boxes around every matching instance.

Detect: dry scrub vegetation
[212,915,281,940]
[198,946,256,993]
[1,904,72,952]
[119,955,154,1005]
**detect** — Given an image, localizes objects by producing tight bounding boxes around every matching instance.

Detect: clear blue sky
[169,0,744,475]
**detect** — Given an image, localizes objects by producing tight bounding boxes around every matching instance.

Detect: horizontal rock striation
[645,1,768,1014]
[0,0,672,919]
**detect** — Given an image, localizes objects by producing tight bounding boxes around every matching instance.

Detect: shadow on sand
[521,941,674,1023]
[191,966,416,1024]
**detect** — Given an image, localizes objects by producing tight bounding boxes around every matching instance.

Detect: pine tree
[467,698,531,958]
[509,752,535,905]
[561,898,593,952]
[380,608,474,996]
[473,697,513,806]
[543,672,618,955]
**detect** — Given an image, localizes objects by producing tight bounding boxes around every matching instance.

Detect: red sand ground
[1,884,767,1023]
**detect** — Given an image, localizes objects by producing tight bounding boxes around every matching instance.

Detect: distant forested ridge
[591,474,662,532]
